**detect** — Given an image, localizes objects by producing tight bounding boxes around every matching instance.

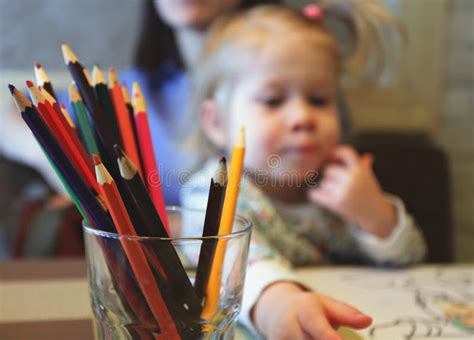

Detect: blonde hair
[188,1,402,160]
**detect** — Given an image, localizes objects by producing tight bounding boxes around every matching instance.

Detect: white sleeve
[239,228,300,335]
[350,194,427,265]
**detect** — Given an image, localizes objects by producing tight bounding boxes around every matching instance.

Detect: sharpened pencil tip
[92,154,101,165]
[25,80,34,88]
[61,43,77,64]
[219,157,227,166]
[113,144,124,158]
[35,63,41,69]
[8,84,15,94]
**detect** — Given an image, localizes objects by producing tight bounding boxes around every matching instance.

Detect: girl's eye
[258,96,284,108]
[309,96,328,107]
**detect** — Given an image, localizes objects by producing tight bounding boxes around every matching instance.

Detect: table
[1,260,472,339]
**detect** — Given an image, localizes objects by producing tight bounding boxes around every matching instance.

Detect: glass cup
[83,206,252,340]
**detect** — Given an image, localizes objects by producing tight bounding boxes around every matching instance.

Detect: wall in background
[436,0,474,262]
[0,0,140,70]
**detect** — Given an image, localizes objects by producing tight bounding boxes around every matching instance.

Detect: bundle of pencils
[8,44,246,338]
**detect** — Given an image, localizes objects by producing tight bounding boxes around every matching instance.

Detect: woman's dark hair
[134,0,280,72]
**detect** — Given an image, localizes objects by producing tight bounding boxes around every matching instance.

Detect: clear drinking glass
[83,206,252,340]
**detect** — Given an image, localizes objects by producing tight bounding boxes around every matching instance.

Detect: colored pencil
[61,44,116,171]
[61,46,139,222]
[39,86,79,141]
[10,85,111,230]
[69,83,100,157]
[27,81,99,194]
[12,83,163,335]
[194,157,228,301]
[34,63,57,100]
[59,103,76,130]
[201,128,245,319]
[122,85,143,172]
[94,154,180,337]
[115,145,168,238]
[115,145,203,321]
[108,68,143,177]
[132,81,169,232]
[92,65,123,147]
[83,68,93,86]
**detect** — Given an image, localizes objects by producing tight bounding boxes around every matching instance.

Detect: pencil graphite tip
[113,144,124,159]
[92,154,102,166]
[215,157,228,186]
[35,63,41,69]
[25,80,35,88]
[114,145,136,179]
[8,84,16,95]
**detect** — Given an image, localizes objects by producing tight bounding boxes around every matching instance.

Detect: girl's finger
[324,165,349,182]
[308,188,336,211]
[361,153,374,168]
[297,299,343,340]
[321,295,373,330]
[330,146,360,168]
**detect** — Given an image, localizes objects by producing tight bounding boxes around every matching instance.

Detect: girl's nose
[288,98,316,132]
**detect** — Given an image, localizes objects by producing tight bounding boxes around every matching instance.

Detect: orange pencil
[132,82,169,233]
[93,154,179,338]
[108,68,142,177]
[27,81,99,194]
[201,128,245,319]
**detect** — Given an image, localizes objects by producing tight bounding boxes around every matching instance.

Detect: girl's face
[155,0,241,30]
[224,36,341,185]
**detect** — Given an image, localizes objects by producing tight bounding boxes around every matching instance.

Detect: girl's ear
[200,99,227,149]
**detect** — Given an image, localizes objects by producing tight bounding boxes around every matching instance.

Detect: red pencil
[132,82,169,233]
[40,87,78,138]
[93,154,179,337]
[27,81,99,194]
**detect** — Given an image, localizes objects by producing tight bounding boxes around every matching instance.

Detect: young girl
[181,1,427,338]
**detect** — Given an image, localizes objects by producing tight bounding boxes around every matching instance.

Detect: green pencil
[69,83,100,157]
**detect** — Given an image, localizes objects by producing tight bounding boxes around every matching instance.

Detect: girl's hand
[253,281,372,340]
[308,145,397,238]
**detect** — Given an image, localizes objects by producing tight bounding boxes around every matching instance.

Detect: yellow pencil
[201,127,245,319]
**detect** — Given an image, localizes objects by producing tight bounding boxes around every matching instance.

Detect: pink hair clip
[303,4,323,20]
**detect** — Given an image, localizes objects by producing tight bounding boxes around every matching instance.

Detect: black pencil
[194,157,228,301]
[92,65,123,148]
[114,145,203,336]
[34,63,57,100]
[61,44,116,170]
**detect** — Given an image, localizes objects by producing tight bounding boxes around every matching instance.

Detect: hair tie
[303,4,323,20]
